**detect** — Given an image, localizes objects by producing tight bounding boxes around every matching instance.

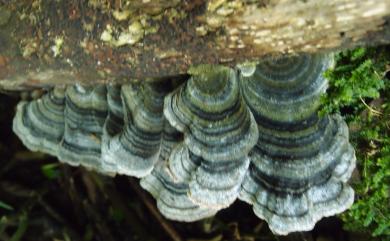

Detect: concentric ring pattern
[12,53,355,235]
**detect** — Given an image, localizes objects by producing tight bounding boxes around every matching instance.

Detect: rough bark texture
[0,0,389,90]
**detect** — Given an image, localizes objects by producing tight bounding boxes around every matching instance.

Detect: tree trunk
[0,0,389,90]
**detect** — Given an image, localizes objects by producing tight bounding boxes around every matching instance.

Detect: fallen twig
[128,177,183,241]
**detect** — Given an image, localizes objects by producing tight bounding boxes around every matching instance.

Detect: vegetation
[320,46,390,240]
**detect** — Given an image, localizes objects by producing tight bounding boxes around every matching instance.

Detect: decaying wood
[0,0,389,90]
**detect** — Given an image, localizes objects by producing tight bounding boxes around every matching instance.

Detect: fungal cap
[239,115,356,235]
[13,87,66,156]
[140,162,218,222]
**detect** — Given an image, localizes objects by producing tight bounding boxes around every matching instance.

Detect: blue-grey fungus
[12,53,356,235]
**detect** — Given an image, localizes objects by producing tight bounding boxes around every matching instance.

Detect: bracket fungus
[59,85,108,169]
[14,82,171,175]
[101,82,169,177]
[163,65,259,208]
[238,54,356,235]
[13,86,65,157]
[140,161,218,222]
[12,53,356,235]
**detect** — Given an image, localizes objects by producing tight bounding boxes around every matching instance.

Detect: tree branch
[0,0,389,90]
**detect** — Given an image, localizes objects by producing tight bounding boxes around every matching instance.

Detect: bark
[0,0,389,90]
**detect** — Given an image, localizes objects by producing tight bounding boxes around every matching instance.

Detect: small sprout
[51,36,64,57]
[41,163,61,179]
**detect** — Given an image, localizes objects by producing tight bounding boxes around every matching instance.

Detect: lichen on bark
[0,0,389,90]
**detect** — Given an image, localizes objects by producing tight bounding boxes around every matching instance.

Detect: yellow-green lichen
[20,38,38,58]
[95,0,186,48]
[100,21,145,47]
[196,0,244,36]
[51,36,64,57]
[112,10,133,21]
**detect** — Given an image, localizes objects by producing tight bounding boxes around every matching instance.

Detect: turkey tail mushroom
[13,82,171,176]
[101,85,125,173]
[13,86,66,156]
[159,121,183,162]
[163,65,259,209]
[101,82,169,177]
[238,53,356,235]
[140,161,217,222]
[12,53,357,234]
[58,85,108,170]
[239,53,331,123]
[14,85,110,172]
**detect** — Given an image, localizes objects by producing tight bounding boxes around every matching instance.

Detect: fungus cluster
[13,53,356,235]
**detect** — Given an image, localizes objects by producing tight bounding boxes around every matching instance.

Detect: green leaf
[372,222,390,236]
[351,47,366,61]
[0,200,13,211]
[41,163,61,179]
[363,210,374,227]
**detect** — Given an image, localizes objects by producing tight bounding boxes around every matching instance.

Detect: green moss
[319,47,387,117]
[188,64,232,94]
[319,46,390,240]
